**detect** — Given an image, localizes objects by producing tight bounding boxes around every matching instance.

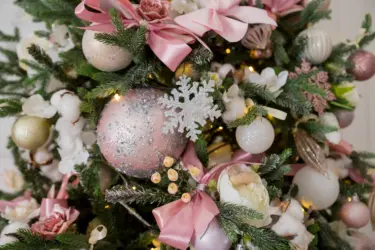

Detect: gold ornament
[12,116,50,150]
[175,62,200,80]
[294,130,328,176]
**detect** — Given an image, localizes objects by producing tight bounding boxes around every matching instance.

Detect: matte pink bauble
[348,50,375,81]
[340,198,370,229]
[334,110,355,129]
[192,219,232,250]
[97,89,188,178]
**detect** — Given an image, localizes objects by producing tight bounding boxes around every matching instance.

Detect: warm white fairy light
[114,94,120,101]
[248,66,255,72]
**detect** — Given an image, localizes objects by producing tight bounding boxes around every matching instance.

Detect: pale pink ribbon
[75,0,205,71]
[40,173,72,218]
[0,190,32,213]
[153,142,255,250]
[329,140,353,156]
[174,0,277,43]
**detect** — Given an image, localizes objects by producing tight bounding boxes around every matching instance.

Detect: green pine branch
[227,106,267,129]
[240,83,276,103]
[0,28,20,42]
[218,216,240,243]
[299,120,338,142]
[0,99,22,117]
[271,30,290,66]
[295,0,332,29]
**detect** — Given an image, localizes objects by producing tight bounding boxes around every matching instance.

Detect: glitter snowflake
[158,76,222,141]
[289,59,335,114]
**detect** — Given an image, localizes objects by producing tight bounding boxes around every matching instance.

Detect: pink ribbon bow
[174,0,277,43]
[75,0,204,71]
[153,142,256,249]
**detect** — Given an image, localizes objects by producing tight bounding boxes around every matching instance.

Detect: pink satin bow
[153,142,255,249]
[75,0,202,71]
[174,0,277,43]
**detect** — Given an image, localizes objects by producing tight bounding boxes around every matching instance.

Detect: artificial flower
[151,172,162,184]
[167,169,179,182]
[0,159,24,194]
[136,0,171,22]
[49,23,74,52]
[58,138,89,174]
[22,94,57,118]
[320,112,341,144]
[247,67,288,97]
[1,198,39,223]
[270,199,314,250]
[168,183,178,194]
[217,164,271,227]
[40,160,64,183]
[0,221,30,246]
[31,204,79,240]
[163,156,175,168]
[332,82,360,107]
[222,84,247,123]
[207,72,223,86]
[51,90,82,122]
[171,0,200,15]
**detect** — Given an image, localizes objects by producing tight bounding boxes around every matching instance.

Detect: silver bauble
[82,29,132,72]
[298,28,332,64]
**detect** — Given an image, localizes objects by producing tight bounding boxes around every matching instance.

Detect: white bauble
[236,117,275,154]
[293,166,339,210]
[82,30,133,72]
[298,28,332,64]
[0,222,30,246]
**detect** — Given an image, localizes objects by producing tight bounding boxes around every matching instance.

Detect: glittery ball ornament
[340,196,370,229]
[298,28,332,65]
[293,166,339,210]
[236,117,275,154]
[97,89,188,178]
[334,110,355,129]
[82,30,132,72]
[11,116,50,151]
[191,219,232,250]
[348,50,375,81]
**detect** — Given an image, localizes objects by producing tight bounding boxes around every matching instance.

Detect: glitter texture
[97,89,188,178]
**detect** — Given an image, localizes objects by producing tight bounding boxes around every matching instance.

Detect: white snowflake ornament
[158,76,221,141]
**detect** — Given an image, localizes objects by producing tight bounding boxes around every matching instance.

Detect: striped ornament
[298,28,332,65]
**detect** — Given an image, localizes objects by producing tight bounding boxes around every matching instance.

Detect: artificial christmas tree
[0,0,374,249]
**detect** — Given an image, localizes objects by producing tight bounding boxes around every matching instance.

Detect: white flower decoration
[333,82,360,107]
[171,0,200,14]
[40,160,63,183]
[222,84,247,123]
[1,199,39,223]
[22,94,57,118]
[50,23,75,52]
[247,68,288,97]
[0,159,24,194]
[320,112,341,144]
[51,90,81,122]
[271,199,314,250]
[0,222,30,246]
[207,72,223,86]
[217,164,271,227]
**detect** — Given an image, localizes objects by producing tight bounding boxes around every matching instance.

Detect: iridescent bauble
[97,89,188,178]
[191,219,232,250]
[298,28,332,64]
[11,116,50,151]
[334,110,355,129]
[236,117,275,154]
[348,50,375,81]
[82,29,132,72]
[340,198,370,229]
[293,166,339,210]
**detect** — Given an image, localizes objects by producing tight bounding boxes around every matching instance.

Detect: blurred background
[0,0,374,161]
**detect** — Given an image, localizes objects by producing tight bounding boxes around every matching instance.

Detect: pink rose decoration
[31,204,79,240]
[136,0,171,22]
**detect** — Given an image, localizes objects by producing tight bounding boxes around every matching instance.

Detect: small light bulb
[225,48,231,54]
[132,186,137,190]
[114,94,120,101]
[347,197,352,202]
[248,66,255,72]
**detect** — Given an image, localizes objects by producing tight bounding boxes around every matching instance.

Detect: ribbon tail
[148,31,192,72]
[153,200,195,250]
[225,6,277,26]
[193,192,220,236]
[75,0,111,23]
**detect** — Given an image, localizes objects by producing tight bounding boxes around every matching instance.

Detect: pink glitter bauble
[348,50,375,81]
[97,89,188,178]
[340,198,370,229]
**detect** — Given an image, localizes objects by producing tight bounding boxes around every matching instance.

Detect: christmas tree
[0,0,375,249]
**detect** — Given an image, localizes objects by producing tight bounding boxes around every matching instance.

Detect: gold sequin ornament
[12,116,50,151]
